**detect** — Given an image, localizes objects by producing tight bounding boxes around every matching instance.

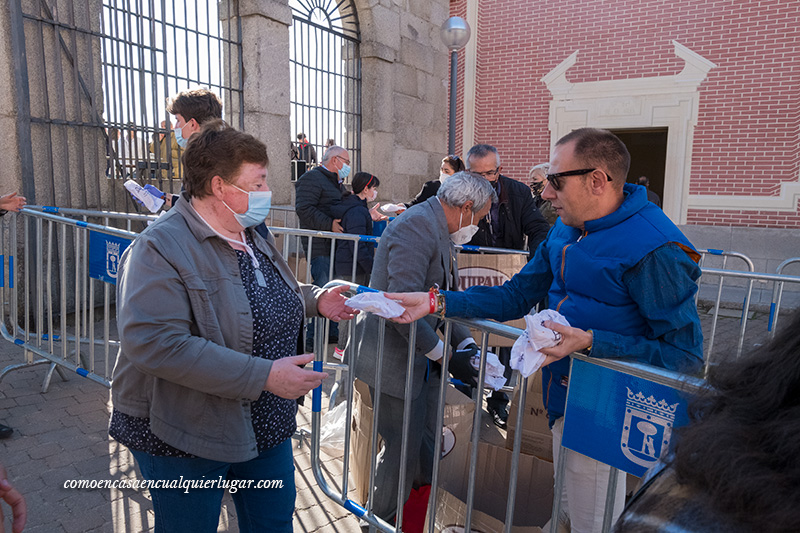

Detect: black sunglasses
[545,168,612,191]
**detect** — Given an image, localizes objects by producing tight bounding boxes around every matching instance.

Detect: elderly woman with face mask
[109,120,355,533]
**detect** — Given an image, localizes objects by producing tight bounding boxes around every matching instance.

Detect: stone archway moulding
[542,41,715,223]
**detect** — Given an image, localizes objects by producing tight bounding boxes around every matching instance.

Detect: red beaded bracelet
[429,290,436,315]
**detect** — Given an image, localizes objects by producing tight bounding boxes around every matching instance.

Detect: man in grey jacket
[352,171,496,527]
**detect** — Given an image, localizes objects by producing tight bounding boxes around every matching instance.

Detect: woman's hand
[382,291,431,323]
[264,353,328,399]
[0,464,27,533]
[369,204,388,221]
[317,285,358,322]
[0,192,26,213]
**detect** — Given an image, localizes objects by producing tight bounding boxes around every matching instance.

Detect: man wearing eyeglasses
[295,146,350,349]
[386,128,703,532]
[464,144,550,429]
[466,144,550,256]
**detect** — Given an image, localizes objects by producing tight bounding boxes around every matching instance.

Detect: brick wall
[450,0,800,228]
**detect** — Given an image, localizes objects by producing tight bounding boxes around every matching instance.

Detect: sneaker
[487,403,509,430]
[0,423,13,439]
[333,347,345,361]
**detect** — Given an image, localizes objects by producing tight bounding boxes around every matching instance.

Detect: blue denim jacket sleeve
[590,243,704,373]
[445,237,554,321]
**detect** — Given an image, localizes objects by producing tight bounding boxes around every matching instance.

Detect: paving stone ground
[0,305,782,532]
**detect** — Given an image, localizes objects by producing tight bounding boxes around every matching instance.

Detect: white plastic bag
[345,292,405,319]
[510,309,571,377]
[319,401,348,457]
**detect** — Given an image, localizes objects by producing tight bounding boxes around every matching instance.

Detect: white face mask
[439,171,449,183]
[449,211,479,245]
[369,189,378,202]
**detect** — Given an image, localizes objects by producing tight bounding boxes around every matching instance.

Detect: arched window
[289,0,361,174]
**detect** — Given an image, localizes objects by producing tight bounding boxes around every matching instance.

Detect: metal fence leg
[550,444,567,533]
[601,466,620,533]
[41,362,69,393]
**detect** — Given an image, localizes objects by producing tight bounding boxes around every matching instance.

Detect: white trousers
[551,417,626,533]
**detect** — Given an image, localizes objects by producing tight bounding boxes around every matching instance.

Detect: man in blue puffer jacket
[387,127,703,533]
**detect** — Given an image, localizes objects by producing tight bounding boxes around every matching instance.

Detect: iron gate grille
[10,0,244,212]
[290,0,362,175]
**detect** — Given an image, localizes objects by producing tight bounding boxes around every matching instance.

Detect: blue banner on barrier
[89,231,133,284]
[561,358,695,477]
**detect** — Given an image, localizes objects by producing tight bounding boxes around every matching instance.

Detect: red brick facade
[449,0,800,228]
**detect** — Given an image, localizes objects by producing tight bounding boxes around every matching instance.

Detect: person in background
[637,175,661,208]
[148,120,182,180]
[406,155,465,208]
[613,310,800,532]
[129,88,223,209]
[0,190,26,441]
[464,144,551,429]
[294,145,350,350]
[324,138,335,149]
[332,172,380,286]
[530,163,557,226]
[0,463,26,533]
[387,128,703,532]
[296,133,317,165]
[330,172,380,360]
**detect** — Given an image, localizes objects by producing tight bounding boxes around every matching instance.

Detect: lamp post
[440,16,471,156]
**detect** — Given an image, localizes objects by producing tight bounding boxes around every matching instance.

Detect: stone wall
[352,0,451,205]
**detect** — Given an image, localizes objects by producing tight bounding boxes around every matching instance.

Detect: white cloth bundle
[345,292,405,319]
[510,309,571,378]
[470,350,507,391]
[379,203,405,214]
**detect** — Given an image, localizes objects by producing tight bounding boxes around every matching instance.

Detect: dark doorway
[609,128,668,207]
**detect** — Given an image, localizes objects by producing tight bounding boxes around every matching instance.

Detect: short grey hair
[437,171,497,212]
[321,145,345,164]
[529,162,549,180]
[466,144,501,168]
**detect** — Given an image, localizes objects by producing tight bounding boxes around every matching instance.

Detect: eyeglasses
[336,154,351,166]
[472,166,500,179]
[544,168,612,191]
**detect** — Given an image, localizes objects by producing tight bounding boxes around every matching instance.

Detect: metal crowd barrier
[698,267,800,371]
[307,280,709,533]
[769,257,800,339]
[0,208,138,390]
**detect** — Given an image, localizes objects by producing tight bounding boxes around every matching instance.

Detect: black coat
[331,194,374,282]
[406,179,441,208]
[294,165,346,258]
[468,175,550,257]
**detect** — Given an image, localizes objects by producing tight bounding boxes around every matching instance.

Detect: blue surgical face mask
[338,162,351,183]
[223,184,272,228]
[174,123,188,148]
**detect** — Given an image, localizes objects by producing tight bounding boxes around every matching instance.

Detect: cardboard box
[506,371,553,462]
[350,379,377,505]
[456,252,527,347]
[349,380,476,506]
[426,439,554,532]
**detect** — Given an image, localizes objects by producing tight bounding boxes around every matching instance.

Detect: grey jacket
[111,194,322,462]
[352,197,470,399]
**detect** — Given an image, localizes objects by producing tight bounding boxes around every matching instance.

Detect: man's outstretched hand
[382,291,431,323]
